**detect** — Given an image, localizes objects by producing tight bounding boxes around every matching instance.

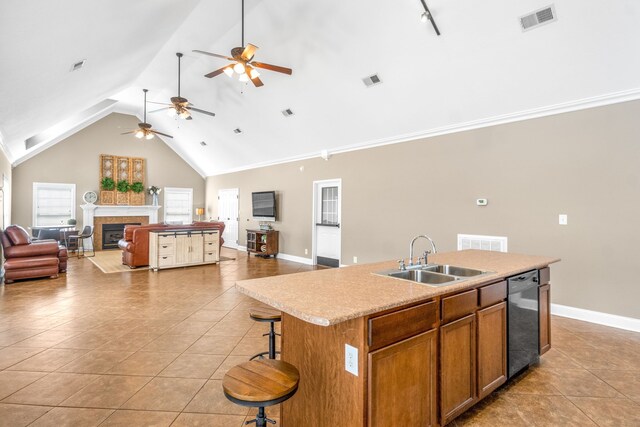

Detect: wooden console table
[149,229,220,270]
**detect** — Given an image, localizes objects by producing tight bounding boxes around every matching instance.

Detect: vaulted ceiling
[1,0,639,176]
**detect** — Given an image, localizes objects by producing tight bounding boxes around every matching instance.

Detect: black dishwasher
[507,270,539,379]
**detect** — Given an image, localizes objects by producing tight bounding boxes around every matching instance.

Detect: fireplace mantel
[81,204,161,250]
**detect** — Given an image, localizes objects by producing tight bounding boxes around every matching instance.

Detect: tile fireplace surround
[81,204,161,250]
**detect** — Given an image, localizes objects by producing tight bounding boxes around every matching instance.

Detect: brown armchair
[118,221,226,268]
[1,225,68,284]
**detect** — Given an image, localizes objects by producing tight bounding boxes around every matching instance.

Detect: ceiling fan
[148,52,216,120]
[121,89,173,140]
[193,0,292,87]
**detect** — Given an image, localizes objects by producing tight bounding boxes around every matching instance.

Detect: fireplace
[102,223,140,250]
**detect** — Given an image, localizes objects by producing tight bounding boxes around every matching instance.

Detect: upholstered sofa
[118,221,226,268]
[1,225,68,284]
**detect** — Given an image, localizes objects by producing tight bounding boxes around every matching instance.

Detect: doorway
[312,179,341,267]
[217,188,239,249]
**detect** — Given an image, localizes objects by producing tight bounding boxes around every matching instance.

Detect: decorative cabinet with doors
[149,229,219,271]
[246,229,279,258]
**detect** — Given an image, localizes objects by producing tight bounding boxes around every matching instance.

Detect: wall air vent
[233,128,242,134]
[457,234,508,253]
[282,108,294,117]
[362,74,382,88]
[200,141,207,146]
[520,5,557,31]
[70,59,86,72]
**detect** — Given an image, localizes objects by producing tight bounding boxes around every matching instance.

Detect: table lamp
[195,207,205,221]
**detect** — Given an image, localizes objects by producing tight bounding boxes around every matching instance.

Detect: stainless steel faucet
[409,235,437,266]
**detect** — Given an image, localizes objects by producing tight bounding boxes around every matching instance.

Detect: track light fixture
[419,0,440,36]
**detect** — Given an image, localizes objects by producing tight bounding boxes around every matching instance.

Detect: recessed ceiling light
[233,128,242,134]
[70,59,86,72]
[282,108,294,117]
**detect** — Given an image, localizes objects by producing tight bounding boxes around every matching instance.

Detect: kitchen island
[236,250,560,426]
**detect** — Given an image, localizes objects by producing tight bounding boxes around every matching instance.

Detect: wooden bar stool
[249,307,282,360]
[223,359,299,426]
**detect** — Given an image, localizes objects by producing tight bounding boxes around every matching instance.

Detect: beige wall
[206,100,640,319]
[0,146,12,227]
[12,113,205,229]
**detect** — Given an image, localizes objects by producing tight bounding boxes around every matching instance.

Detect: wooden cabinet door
[440,313,477,425]
[175,234,190,265]
[368,329,437,427]
[477,302,507,399]
[190,234,204,264]
[539,284,551,355]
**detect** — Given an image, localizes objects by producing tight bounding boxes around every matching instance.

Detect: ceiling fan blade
[151,130,174,138]
[147,101,173,106]
[121,131,135,135]
[205,66,229,78]
[149,107,173,114]
[241,43,259,61]
[193,49,234,61]
[250,75,264,87]
[186,116,193,121]
[187,106,216,117]
[251,61,293,75]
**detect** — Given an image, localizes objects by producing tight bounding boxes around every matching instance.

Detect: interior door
[313,179,341,267]
[217,188,239,249]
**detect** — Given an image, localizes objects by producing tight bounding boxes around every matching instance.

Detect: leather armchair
[118,221,225,268]
[1,225,68,284]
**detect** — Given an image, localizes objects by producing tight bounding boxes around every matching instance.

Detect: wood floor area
[0,249,638,426]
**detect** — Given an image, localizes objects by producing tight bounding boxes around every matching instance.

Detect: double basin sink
[377,264,493,287]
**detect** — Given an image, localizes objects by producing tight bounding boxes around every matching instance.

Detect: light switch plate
[559,214,568,225]
[345,344,358,376]
[476,198,488,206]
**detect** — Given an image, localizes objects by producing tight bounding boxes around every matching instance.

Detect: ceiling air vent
[70,59,86,72]
[520,5,557,31]
[362,74,382,88]
[233,128,242,134]
[282,108,294,117]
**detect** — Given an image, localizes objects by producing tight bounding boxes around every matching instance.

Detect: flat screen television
[252,191,277,221]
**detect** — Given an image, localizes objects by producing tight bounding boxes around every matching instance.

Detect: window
[321,186,339,225]
[32,182,76,227]
[164,187,193,224]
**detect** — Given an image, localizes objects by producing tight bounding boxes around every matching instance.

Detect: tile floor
[0,249,638,426]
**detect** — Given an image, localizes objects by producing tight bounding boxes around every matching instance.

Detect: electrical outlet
[304,248,308,255]
[559,214,568,225]
[353,256,358,264]
[345,344,358,376]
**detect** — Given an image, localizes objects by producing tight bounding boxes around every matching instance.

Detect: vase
[152,193,159,206]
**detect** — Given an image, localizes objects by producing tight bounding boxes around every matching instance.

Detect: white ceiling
[1,0,640,176]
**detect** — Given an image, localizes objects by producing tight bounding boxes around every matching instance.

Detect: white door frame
[312,179,342,266]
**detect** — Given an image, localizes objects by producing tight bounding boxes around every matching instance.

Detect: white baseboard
[551,303,640,333]
[233,247,314,265]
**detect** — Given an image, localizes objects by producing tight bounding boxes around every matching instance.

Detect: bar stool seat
[223,359,299,426]
[249,307,282,360]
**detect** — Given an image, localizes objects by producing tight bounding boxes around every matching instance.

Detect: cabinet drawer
[158,235,175,244]
[204,251,218,262]
[442,289,478,324]
[539,267,550,285]
[204,232,218,242]
[478,281,507,309]
[158,243,174,255]
[204,241,217,249]
[158,255,174,267]
[368,301,437,350]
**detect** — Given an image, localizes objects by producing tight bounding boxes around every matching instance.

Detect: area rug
[87,250,149,274]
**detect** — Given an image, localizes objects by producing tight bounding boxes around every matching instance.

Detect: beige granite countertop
[235,250,560,326]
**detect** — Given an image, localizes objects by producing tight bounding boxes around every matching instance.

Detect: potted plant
[99,177,116,205]
[116,180,130,205]
[130,181,145,206]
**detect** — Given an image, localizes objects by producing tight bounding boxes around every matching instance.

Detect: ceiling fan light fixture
[223,67,234,77]
[249,68,260,79]
[238,73,249,82]
[233,63,245,74]
[135,130,145,139]
[421,11,429,22]
[179,110,190,119]
[145,132,154,140]
[167,108,177,117]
